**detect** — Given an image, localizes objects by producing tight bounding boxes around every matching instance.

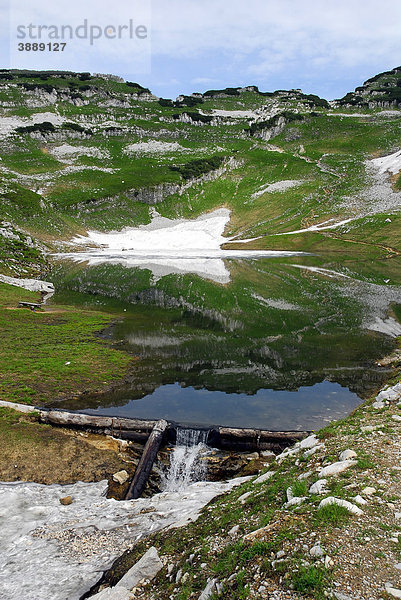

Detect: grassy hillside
[1,68,401,275]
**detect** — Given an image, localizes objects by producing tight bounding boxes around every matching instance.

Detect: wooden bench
[18,302,42,311]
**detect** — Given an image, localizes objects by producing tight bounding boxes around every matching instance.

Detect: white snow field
[58,208,304,282]
[370,149,401,175]
[0,477,248,600]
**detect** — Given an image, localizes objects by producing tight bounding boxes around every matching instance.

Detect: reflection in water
[51,255,401,430]
[83,381,361,431]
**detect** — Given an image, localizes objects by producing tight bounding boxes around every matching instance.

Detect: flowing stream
[162,428,210,492]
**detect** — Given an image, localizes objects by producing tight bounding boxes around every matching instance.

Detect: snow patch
[371,149,401,176]
[365,316,401,337]
[58,209,304,282]
[0,477,248,600]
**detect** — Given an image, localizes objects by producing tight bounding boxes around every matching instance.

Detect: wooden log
[125,419,169,500]
[39,410,158,434]
[217,427,309,451]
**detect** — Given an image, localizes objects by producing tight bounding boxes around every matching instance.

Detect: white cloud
[151,0,401,74]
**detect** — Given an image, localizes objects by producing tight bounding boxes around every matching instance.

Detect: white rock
[372,401,386,409]
[253,471,275,485]
[276,447,300,461]
[285,496,307,508]
[392,415,401,422]
[318,497,363,516]
[361,487,376,496]
[260,450,275,459]
[395,563,401,570]
[319,460,356,478]
[90,587,131,600]
[298,471,313,480]
[276,550,286,559]
[298,434,319,450]
[339,450,357,461]
[303,444,324,458]
[181,572,190,584]
[325,555,334,569]
[395,512,401,520]
[112,470,129,485]
[361,425,377,432]
[286,487,294,502]
[175,568,183,583]
[238,492,252,504]
[353,495,367,505]
[118,547,162,590]
[228,525,240,536]
[385,583,401,598]
[310,544,324,557]
[199,578,217,600]
[309,479,328,495]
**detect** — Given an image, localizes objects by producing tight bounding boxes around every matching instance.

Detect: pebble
[59,496,73,506]
[310,544,324,557]
[392,415,401,422]
[353,495,367,505]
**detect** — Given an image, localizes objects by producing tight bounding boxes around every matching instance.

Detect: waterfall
[161,428,210,492]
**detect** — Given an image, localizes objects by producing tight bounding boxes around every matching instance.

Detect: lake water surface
[50,254,401,431]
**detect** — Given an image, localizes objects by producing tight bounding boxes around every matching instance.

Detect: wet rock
[112,470,129,485]
[260,450,275,461]
[59,496,72,505]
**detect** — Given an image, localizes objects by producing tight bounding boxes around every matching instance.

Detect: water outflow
[162,428,210,492]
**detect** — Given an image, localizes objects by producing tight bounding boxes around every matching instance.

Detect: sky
[2,0,401,100]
